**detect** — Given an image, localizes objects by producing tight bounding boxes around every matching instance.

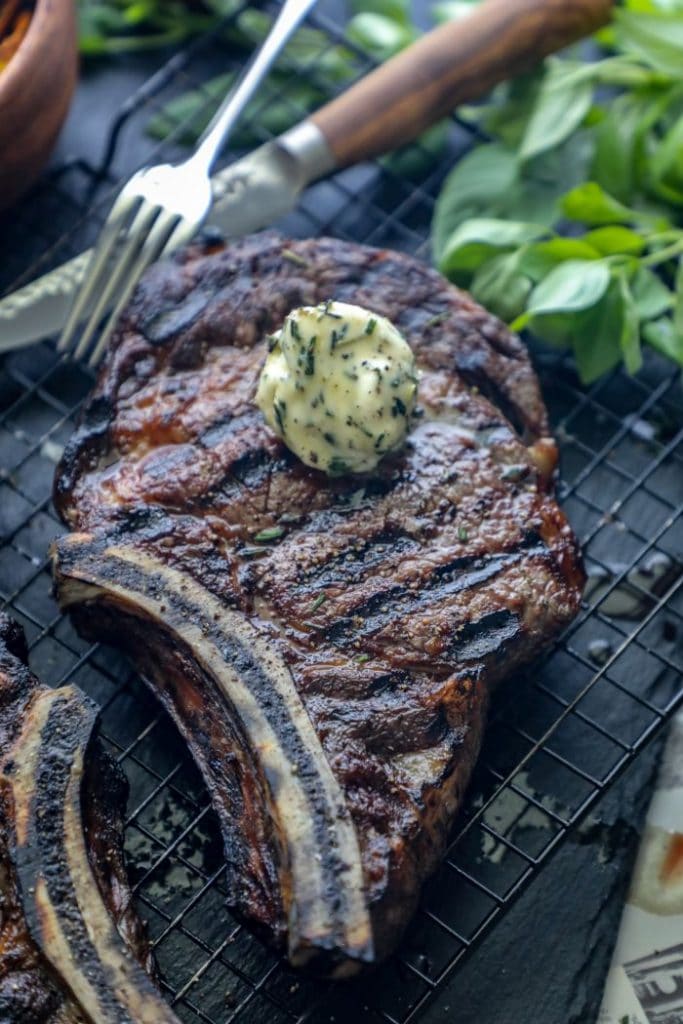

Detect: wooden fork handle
[311,0,614,169]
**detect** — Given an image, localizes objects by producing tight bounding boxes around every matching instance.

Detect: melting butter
[256,301,418,475]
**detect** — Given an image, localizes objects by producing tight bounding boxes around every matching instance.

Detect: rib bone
[54,532,373,970]
[5,683,180,1023]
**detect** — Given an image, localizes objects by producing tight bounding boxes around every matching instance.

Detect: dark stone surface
[423,740,663,1024]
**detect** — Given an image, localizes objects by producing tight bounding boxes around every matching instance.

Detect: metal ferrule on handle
[191,0,320,174]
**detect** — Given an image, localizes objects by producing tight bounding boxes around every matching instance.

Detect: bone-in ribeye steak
[52,232,585,977]
[0,613,180,1023]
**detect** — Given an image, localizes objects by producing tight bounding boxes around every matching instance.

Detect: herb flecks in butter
[256,301,418,475]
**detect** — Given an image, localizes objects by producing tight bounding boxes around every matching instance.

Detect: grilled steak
[0,612,179,1023]
[52,232,584,976]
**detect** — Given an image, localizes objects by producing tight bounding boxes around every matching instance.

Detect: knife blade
[0,123,333,353]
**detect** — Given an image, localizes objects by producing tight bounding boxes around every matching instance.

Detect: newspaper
[599,712,683,1024]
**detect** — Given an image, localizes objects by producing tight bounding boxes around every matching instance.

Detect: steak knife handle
[310,0,613,169]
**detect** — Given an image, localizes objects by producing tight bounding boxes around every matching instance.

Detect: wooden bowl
[0,0,78,211]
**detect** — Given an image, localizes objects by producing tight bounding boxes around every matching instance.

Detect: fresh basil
[572,283,624,383]
[431,145,519,265]
[146,72,324,148]
[674,258,683,335]
[432,0,481,23]
[644,317,683,361]
[349,0,413,24]
[631,266,674,319]
[513,260,611,331]
[438,219,547,281]
[615,8,683,78]
[617,272,643,374]
[381,120,450,180]
[432,0,683,380]
[519,60,594,161]
[583,226,646,256]
[521,238,602,275]
[346,11,416,60]
[471,252,533,323]
[560,183,652,227]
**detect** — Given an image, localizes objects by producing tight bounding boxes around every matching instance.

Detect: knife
[0,0,613,354]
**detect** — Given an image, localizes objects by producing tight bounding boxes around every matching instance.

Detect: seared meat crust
[52,233,584,973]
[0,613,167,1022]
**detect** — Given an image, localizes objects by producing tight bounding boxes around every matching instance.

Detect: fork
[58,0,318,368]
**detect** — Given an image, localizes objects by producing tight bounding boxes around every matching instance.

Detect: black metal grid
[1,4,682,1022]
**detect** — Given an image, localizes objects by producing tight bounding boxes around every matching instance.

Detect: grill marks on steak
[52,233,584,973]
[55,234,550,521]
[0,613,177,1023]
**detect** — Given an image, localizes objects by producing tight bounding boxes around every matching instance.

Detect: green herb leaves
[518,60,594,161]
[346,11,416,61]
[253,525,285,542]
[513,260,611,328]
[432,145,520,264]
[308,592,327,614]
[617,271,643,374]
[615,6,683,77]
[77,0,224,56]
[435,176,683,382]
[81,1,354,150]
[440,219,547,281]
[432,0,683,381]
[147,72,324,149]
[123,0,441,167]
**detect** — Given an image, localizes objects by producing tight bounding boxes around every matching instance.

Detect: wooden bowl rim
[0,0,74,95]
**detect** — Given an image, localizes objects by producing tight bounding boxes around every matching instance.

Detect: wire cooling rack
[1,3,682,1022]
